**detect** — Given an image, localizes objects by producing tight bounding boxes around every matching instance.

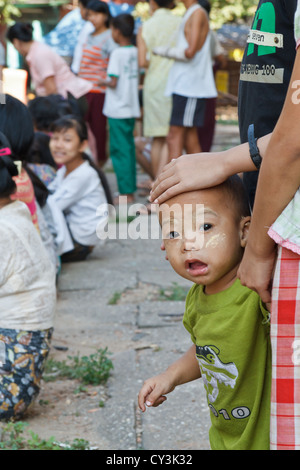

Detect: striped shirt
[78,29,117,93]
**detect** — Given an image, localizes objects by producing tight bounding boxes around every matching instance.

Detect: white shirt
[103,46,141,119]
[48,161,108,247]
[0,201,56,331]
[165,4,217,99]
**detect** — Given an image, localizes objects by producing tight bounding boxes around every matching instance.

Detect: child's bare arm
[138,345,200,412]
[98,76,118,88]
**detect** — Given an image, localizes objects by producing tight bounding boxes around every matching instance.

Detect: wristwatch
[248,124,262,170]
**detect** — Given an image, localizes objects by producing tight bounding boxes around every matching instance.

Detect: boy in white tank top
[153,0,217,160]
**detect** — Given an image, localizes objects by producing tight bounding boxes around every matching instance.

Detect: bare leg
[151,137,169,178]
[167,125,185,161]
[135,136,154,180]
[184,127,202,154]
[156,141,169,176]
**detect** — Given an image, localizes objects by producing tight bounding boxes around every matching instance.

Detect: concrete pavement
[36,123,240,450]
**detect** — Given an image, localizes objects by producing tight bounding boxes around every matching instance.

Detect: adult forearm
[149,134,272,204]
[247,49,300,255]
[223,133,272,176]
[247,135,300,256]
[43,76,57,95]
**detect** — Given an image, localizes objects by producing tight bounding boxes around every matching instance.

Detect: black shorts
[170,94,206,127]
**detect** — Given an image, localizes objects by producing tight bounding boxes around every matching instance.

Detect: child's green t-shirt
[183,279,271,450]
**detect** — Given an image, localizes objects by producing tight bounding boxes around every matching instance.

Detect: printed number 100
[209,404,251,420]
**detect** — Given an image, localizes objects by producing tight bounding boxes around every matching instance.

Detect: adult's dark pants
[197,97,217,152]
[84,92,107,165]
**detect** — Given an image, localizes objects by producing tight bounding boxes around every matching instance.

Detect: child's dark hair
[50,114,88,142]
[221,175,251,220]
[0,156,18,197]
[0,94,34,162]
[28,132,56,168]
[111,14,135,39]
[50,115,113,206]
[0,132,18,197]
[7,23,33,43]
[28,95,73,132]
[79,0,90,7]
[86,0,111,27]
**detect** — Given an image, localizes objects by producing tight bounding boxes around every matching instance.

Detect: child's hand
[138,371,176,412]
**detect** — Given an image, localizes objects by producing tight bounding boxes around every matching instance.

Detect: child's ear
[239,216,251,248]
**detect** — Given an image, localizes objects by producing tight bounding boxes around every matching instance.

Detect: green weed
[44,348,113,386]
[158,283,189,301]
[108,291,122,305]
[0,421,91,450]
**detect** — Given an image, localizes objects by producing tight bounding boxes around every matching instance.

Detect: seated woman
[0,94,59,272]
[0,154,56,421]
[47,115,112,262]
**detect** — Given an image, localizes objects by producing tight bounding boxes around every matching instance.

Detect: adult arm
[137,26,149,69]
[138,345,200,412]
[98,76,117,89]
[43,75,58,95]
[238,48,300,303]
[149,133,272,204]
[152,7,209,61]
[184,6,209,59]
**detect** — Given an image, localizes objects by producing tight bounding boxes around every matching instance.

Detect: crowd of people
[1,0,300,452]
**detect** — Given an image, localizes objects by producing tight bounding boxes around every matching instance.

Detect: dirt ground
[20,283,171,449]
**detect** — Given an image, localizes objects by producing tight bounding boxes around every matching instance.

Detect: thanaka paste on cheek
[205,233,227,249]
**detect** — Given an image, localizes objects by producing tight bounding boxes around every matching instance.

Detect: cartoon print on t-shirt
[196,345,239,403]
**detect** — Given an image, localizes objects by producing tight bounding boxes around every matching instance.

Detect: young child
[152,0,217,159]
[99,13,141,204]
[47,115,112,262]
[78,0,117,165]
[138,176,272,450]
[0,154,56,421]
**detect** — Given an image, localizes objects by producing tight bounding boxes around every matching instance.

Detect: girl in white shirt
[0,152,56,421]
[48,115,112,262]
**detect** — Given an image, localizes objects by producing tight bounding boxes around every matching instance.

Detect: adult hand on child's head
[149,152,229,205]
